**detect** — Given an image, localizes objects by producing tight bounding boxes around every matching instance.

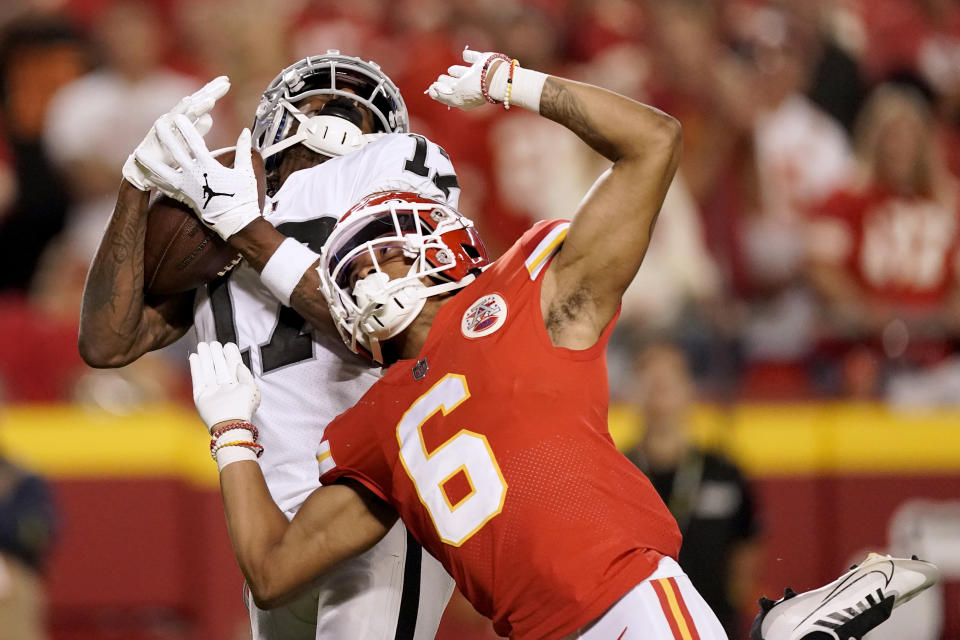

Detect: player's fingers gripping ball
[189,341,261,432]
[169,75,231,137]
[122,75,231,191]
[143,117,262,240]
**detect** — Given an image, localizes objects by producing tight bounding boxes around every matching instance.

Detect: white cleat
[750,553,940,640]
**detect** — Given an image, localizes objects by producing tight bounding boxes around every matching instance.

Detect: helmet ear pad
[261,97,368,186]
[423,224,488,282]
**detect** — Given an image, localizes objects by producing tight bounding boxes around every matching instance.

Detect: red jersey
[319,221,681,640]
[811,185,960,310]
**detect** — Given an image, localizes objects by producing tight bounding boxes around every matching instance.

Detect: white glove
[137,115,261,240]
[189,341,260,433]
[122,76,230,191]
[427,47,548,113]
[426,47,510,110]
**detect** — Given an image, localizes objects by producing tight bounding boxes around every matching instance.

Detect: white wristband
[214,428,259,471]
[260,237,320,306]
[510,67,549,113]
[487,63,548,113]
[216,446,259,472]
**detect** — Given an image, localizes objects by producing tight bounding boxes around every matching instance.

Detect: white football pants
[567,556,729,640]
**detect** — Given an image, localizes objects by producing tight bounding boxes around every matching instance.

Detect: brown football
[143,148,265,295]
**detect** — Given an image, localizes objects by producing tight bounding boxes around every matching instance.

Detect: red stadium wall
[1,404,958,639]
[47,480,244,640]
[754,475,960,638]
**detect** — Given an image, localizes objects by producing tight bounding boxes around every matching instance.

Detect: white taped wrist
[510,67,548,113]
[213,428,259,472]
[487,60,510,102]
[216,446,258,472]
[260,237,320,306]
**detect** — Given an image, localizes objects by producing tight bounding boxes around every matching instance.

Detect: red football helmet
[318,191,489,362]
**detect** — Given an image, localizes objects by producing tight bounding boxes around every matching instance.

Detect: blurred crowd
[2,0,960,408]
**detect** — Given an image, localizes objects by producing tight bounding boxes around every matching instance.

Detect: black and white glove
[136,115,261,240]
[122,76,230,191]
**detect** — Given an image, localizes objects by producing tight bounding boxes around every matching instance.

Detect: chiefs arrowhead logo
[461,293,507,339]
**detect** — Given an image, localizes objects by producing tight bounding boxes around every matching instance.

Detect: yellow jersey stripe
[316,441,336,476]
[524,223,569,280]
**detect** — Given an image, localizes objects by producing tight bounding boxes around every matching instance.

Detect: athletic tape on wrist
[509,67,548,113]
[486,60,511,103]
[260,237,320,306]
[216,446,259,472]
[481,53,512,104]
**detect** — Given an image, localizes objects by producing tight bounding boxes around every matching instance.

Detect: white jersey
[193,133,460,515]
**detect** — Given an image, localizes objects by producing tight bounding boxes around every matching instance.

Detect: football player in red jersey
[187,50,939,640]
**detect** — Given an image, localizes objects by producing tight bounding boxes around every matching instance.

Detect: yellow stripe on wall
[0,405,218,487]
[610,402,960,475]
[0,403,958,481]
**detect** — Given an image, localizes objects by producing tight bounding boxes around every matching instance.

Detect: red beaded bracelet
[211,422,259,441]
[480,53,512,104]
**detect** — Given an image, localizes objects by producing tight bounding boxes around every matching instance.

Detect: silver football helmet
[252,50,409,164]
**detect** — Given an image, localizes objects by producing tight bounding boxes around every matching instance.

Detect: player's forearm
[229,218,333,329]
[79,181,187,367]
[289,268,333,329]
[538,76,681,166]
[220,460,304,607]
[225,218,286,272]
[220,462,392,609]
[531,76,682,312]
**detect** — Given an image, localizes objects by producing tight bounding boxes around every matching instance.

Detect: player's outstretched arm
[79,77,232,367]
[191,341,395,608]
[538,76,681,347]
[78,181,194,367]
[222,464,396,608]
[428,51,681,349]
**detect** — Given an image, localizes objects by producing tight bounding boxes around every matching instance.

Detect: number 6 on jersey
[396,374,507,546]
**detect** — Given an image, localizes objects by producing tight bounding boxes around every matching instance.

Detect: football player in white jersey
[79,52,456,640]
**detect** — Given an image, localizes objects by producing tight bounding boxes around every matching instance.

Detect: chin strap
[352,271,478,364]
[260,100,385,160]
